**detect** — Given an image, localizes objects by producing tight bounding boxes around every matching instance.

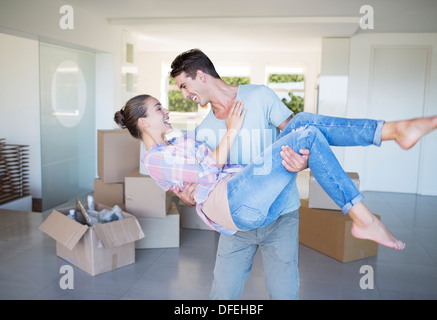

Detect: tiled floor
[0,191,437,300]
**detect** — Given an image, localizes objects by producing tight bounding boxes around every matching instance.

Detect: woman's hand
[225,100,247,134]
[211,101,246,169]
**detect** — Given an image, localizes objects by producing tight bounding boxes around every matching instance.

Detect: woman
[114,94,437,250]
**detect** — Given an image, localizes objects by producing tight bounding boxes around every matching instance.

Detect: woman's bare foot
[348,202,405,250]
[383,116,437,150]
[351,217,406,250]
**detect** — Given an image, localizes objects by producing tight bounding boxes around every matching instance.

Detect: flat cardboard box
[308,172,360,210]
[177,200,212,231]
[93,178,124,208]
[135,204,180,249]
[299,199,379,263]
[39,203,145,276]
[98,129,140,183]
[125,168,172,218]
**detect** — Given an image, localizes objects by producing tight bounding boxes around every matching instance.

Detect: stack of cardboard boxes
[39,129,182,276]
[125,168,180,249]
[299,172,379,263]
[93,129,140,208]
[140,141,209,232]
[95,131,180,249]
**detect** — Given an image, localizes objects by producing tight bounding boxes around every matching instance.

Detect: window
[266,67,305,114]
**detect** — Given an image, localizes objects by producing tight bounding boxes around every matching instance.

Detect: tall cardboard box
[299,199,379,263]
[98,129,140,183]
[309,172,360,210]
[135,204,180,249]
[39,203,145,276]
[93,178,125,208]
[125,168,172,218]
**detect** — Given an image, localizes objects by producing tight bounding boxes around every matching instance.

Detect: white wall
[0,33,41,198]
[0,0,124,201]
[318,38,351,165]
[345,33,437,195]
[137,50,321,113]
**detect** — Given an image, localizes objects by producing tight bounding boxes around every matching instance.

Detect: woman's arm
[210,101,246,169]
[145,145,219,185]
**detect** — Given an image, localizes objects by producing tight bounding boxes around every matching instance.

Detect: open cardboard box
[39,203,145,276]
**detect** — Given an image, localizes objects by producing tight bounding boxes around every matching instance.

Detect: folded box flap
[93,216,145,248]
[39,210,88,250]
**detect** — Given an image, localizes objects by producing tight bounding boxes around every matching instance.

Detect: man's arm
[278,114,293,131]
[281,146,310,172]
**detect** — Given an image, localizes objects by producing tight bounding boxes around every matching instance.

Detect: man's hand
[280,146,310,172]
[174,183,197,206]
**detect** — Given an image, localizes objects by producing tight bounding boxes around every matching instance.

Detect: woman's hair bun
[114,110,126,129]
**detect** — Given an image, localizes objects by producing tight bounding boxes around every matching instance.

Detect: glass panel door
[39,42,95,210]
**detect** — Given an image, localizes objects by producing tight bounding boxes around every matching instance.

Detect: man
[170,49,309,299]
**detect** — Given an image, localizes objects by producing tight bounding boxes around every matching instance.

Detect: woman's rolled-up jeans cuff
[341,194,365,214]
[373,120,385,146]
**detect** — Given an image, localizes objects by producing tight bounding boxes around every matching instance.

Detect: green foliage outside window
[282,93,304,115]
[167,76,250,112]
[222,76,250,86]
[268,74,304,83]
[168,90,198,112]
[268,74,304,114]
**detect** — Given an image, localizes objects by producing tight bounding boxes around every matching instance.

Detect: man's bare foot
[351,217,406,250]
[393,116,437,150]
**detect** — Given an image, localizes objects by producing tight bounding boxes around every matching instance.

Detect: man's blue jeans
[210,209,300,300]
[227,112,384,230]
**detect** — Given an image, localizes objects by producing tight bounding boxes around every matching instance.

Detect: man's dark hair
[170,48,220,79]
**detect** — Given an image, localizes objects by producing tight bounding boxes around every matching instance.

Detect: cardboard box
[98,129,140,183]
[39,203,145,276]
[135,204,180,249]
[125,168,172,218]
[177,200,212,231]
[299,199,379,263]
[93,178,125,208]
[309,172,360,210]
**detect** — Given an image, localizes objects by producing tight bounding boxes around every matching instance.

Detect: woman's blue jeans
[227,112,385,230]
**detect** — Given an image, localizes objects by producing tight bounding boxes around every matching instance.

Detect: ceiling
[67,0,437,52]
